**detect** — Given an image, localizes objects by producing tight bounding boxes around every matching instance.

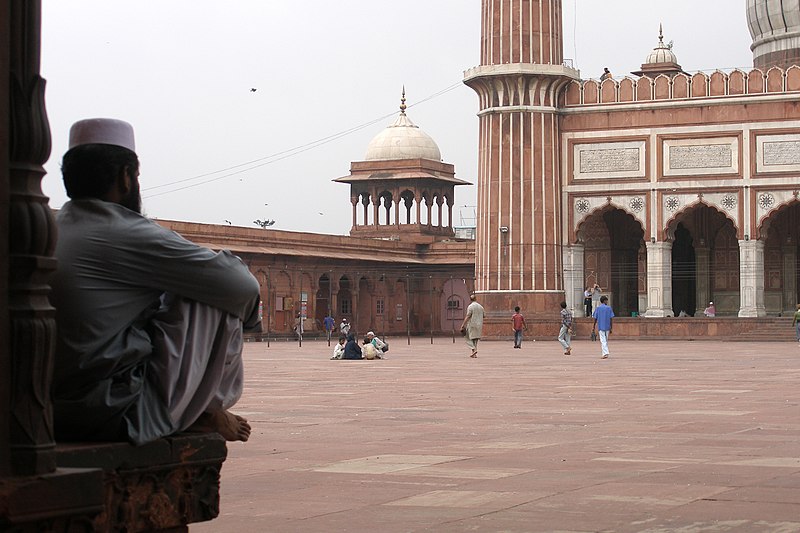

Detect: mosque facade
[466,0,800,336]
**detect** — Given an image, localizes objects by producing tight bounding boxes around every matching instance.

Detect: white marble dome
[747,0,800,41]
[747,0,800,62]
[645,26,678,65]
[364,111,442,162]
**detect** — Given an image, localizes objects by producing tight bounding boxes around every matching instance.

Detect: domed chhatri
[645,24,678,65]
[364,90,442,162]
[747,0,800,69]
[631,25,685,78]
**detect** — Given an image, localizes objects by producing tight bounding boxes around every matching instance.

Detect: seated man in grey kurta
[50,118,260,445]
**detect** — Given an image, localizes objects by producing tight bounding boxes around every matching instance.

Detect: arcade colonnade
[563,200,800,318]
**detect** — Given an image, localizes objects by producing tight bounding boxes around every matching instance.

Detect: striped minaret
[464,0,578,318]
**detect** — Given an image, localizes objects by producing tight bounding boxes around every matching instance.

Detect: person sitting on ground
[331,336,346,360]
[50,118,259,445]
[703,301,716,317]
[362,336,380,360]
[342,333,363,360]
[367,331,388,354]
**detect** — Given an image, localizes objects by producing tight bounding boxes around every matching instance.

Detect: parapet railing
[564,66,800,106]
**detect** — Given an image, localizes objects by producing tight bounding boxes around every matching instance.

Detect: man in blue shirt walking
[592,295,615,359]
[323,314,336,343]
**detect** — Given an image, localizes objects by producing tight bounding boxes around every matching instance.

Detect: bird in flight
[250,88,257,92]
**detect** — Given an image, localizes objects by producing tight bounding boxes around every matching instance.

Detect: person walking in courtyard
[558,301,573,355]
[512,306,527,348]
[323,313,335,342]
[460,294,485,358]
[592,295,614,359]
[793,304,800,343]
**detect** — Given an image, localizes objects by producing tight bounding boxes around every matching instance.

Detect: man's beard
[121,179,142,214]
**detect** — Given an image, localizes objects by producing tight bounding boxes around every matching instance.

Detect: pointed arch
[664,200,740,241]
[758,196,800,240]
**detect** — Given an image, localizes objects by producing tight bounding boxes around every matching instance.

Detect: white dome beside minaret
[747,0,800,69]
[364,92,442,162]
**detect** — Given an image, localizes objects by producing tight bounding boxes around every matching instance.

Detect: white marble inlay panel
[663,137,739,177]
[573,140,646,180]
[756,133,800,173]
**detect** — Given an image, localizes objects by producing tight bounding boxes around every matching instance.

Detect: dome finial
[400,86,407,115]
[658,23,664,44]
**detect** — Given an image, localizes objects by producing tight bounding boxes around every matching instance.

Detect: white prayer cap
[709,301,713,304]
[68,118,135,152]
[367,331,375,336]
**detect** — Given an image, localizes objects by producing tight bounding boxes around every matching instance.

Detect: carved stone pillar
[562,244,586,317]
[8,0,56,476]
[782,244,797,315]
[694,246,711,317]
[739,239,766,317]
[645,241,674,317]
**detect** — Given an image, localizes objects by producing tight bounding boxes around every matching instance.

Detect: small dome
[364,94,442,161]
[645,25,678,65]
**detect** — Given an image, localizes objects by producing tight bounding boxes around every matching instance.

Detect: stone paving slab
[193,338,800,532]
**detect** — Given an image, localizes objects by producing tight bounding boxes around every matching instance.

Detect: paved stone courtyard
[194,338,800,532]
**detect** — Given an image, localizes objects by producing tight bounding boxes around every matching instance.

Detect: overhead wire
[142,81,464,199]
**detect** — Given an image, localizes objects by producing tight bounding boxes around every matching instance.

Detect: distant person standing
[600,67,612,81]
[460,294,485,358]
[339,318,351,337]
[584,286,593,317]
[592,295,614,359]
[558,301,573,356]
[511,306,527,349]
[323,313,335,342]
[793,304,800,343]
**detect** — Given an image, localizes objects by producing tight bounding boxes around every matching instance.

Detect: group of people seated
[331,331,389,360]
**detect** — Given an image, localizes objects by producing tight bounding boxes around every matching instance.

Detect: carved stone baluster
[8,0,56,476]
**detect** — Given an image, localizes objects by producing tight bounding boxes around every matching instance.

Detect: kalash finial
[658,23,664,44]
[400,86,407,115]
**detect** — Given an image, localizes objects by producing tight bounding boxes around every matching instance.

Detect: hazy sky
[40,1,754,235]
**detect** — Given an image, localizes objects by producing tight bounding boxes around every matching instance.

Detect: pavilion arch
[664,203,740,316]
[357,191,373,226]
[758,199,800,314]
[399,189,417,224]
[377,191,394,225]
[576,205,646,317]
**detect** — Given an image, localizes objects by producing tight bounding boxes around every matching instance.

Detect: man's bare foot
[188,409,251,442]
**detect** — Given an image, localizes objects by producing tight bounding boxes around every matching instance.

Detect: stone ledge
[56,433,227,532]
